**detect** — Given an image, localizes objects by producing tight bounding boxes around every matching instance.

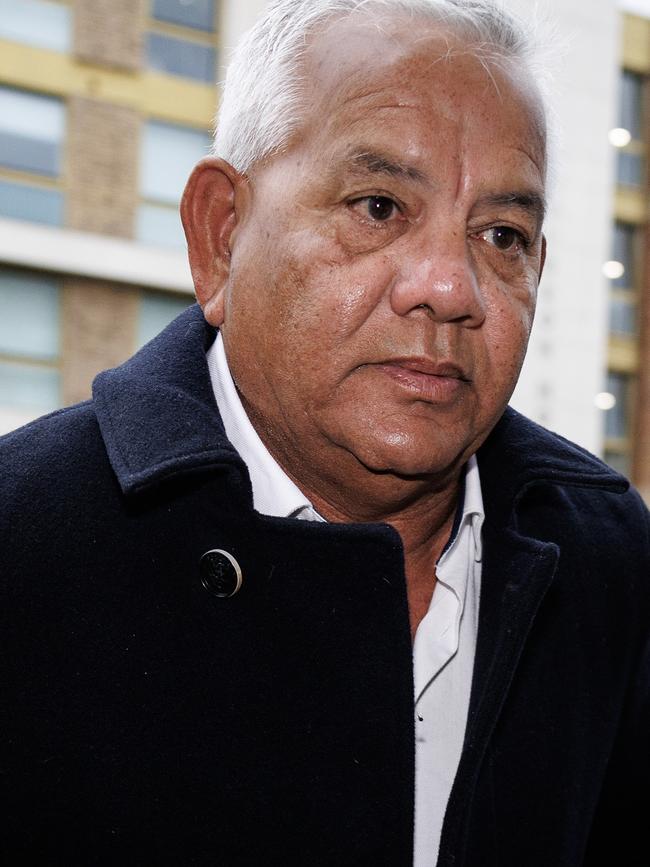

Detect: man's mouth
[371,357,471,402]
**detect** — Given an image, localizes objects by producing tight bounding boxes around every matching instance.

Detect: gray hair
[214,0,551,174]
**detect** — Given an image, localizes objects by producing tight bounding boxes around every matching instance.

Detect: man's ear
[180,156,248,327]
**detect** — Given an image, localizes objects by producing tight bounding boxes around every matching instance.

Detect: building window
[612,221,637,288]
[604,371,632,441]
[147,0,217,83]
[147,33,216,82]
[620,70,643,139]
[0,268,61,435]
[616,150,644,187]
[608,221,639,336]
[609,295,638,336]
[152,0,215,31]
[137,291,194,347]
[0,178,64,226]
[137,120,211,248]
[0,0,72,53]
[615,71,645,188]
[0,86,65,226]
[603,449,630,477]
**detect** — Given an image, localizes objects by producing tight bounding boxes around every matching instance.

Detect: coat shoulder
[481,408,649,589]
[0,402,116,546]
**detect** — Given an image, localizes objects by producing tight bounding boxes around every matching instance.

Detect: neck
[270,438,464,636]
[306,463,461,640]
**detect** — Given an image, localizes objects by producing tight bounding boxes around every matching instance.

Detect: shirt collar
[464,455,485,562]
[439,456,485,565]
[207,331,315,518]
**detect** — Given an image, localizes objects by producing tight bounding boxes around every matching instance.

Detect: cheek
[485,283,536,368]
[279,254,395,348]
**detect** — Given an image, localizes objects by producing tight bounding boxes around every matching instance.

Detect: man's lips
[370,357,471,402]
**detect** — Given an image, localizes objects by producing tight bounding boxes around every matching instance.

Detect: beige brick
[73,0,146,71]
[66,97,139,238]
[61,279,139,406]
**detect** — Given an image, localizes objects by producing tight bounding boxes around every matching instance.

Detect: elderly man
[2,0,649,865]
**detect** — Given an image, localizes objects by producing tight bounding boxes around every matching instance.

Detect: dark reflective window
[616,150,644,187]
[612,222,637,287]
[0,179,64,226]
[0,268,61,435]
[0,269,60,360]
[605,372,631,439]
[619,70,643,140]
[138,292,194,347]
[609,297,637,335]
[0,86,64,176]
[604,449,630,477]
[152,0,214,32]
[147,32,216,82]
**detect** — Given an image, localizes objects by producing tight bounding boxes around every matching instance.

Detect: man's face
[213,19,546,491]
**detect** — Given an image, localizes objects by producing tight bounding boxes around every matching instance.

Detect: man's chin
[345,438,467,485]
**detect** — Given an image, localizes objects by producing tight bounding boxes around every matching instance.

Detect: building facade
[604,8,650,501]
[0,0,264,434]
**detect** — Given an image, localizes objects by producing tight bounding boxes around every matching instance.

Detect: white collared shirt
[412,459,483,865]
[207,331,483,866]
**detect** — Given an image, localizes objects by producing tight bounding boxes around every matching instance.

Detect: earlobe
[180,156,247,326]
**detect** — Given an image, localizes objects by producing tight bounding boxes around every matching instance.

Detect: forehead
[292,13,546,186]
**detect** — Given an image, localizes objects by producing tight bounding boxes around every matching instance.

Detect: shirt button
[199,549,243,598]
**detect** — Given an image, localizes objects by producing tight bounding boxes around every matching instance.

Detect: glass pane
[0,269,60,359]
[0,0,72,52]
[147,32,216,82]
[604,450,630,477]
[137,292,194,347]
[136,203,186,248]
[0,179,64,226]
[140,120,211,204]
[612,222,636,288]
[619,71,643,140]
[0,86,64,176]
[616,150,644,187]
[0,361,60,411]
[608,297,637,335]
[152,0,214,32]
[604,372,630,439]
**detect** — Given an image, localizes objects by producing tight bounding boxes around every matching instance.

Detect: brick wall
[73,0,146,71]
[61,280,139,406]
[66,97,140,238]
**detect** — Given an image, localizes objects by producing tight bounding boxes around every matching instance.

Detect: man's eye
[483,226,526,252]
[363,196,399,221]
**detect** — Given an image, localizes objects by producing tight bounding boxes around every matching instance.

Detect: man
[2,0,648,865]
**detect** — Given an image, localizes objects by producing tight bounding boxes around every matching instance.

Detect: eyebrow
[345,149,430,185]
[340,150,546,223]
[478,192,547,226]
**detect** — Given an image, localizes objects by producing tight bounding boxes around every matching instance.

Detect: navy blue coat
[2,306,649,866]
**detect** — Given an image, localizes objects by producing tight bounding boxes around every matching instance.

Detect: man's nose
[389,236,487,327]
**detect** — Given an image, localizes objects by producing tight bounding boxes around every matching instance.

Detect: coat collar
[93,304,243,497]
[477,404,629,529]
[93,303,628,504]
